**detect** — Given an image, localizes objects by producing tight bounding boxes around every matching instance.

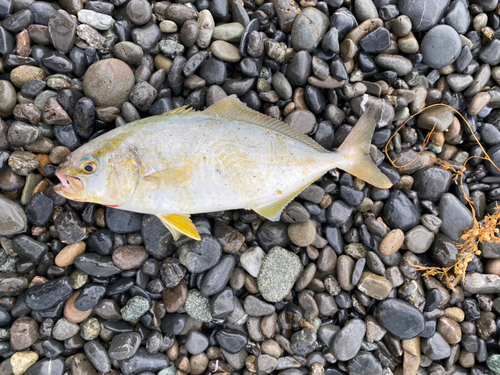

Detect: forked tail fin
[335,101,393,189]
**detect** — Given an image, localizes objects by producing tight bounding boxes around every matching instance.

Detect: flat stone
[421,25,462,69]
[375,298,425,339]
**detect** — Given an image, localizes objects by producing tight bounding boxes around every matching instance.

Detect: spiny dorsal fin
[204,96,328,153]
[163,105,196,116]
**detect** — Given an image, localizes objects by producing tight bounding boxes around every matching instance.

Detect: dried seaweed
[384,103,500,290]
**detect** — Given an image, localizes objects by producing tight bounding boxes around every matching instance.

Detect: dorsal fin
[204,96,328,153]
[163,105,196,116]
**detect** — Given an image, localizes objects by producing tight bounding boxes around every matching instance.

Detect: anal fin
[157,214,201,241]
[252,178,320,221]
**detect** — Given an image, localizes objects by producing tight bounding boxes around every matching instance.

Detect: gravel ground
[1,0,500,374]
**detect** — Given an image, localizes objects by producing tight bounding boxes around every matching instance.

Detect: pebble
[375,299,425,339]
[10,317,38,351]
[0,194,27,235]
[379,229,404,256]
[421,25,462,69]
[257,247,303,302]
[438,193,473,241]
[330,319,365,361]
[83,59,135,108]
[382,190,421,232]
[108,332,142,360]
[10,351,38,375]
[291,7,329,53]
[399,0,450,32]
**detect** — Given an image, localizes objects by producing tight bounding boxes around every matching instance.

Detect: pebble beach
[1,0,500,374]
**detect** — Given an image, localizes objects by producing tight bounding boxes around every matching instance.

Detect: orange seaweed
[384,103,500,290]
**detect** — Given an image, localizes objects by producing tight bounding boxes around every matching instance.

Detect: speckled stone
[184,289,212,322]
[257,246,303,302]
[121,296,150,321]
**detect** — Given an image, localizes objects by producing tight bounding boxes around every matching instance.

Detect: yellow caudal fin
[157,214,201,241]
[336,101,392,189]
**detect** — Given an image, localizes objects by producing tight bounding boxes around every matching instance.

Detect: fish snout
[54,170,84,199]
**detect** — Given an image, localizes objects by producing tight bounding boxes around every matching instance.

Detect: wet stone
[184,289,212,322]
[399,0,450,32]
[382,190,421,232]
[10,317,38,351]
[179,234,222,273]
[122,296,150,321]
[216,329,248,354]
[375,298,425,339]
[24,276,73,310]
[74,253,121,277]
[108,332,142,360]
[119,348,169,375]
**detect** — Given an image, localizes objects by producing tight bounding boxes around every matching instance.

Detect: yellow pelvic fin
[252,176,323,221]
[336,101,393,189]
[143,166,193,188]
[204,96,328,153]
[157,214,201,241]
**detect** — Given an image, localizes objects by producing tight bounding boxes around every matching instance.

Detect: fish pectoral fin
[252,180,319,221]
[157,214,201,241]
[143,166,193,188]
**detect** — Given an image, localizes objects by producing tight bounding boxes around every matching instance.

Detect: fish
[54,96,392,241]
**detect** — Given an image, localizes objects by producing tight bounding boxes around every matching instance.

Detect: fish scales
[55,96,391,240]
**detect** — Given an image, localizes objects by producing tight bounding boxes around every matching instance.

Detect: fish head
[54,139,140,206]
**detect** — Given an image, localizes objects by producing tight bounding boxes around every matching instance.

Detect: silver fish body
[55,96,391,240]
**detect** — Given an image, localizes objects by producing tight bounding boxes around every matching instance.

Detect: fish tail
[334,101,392,189]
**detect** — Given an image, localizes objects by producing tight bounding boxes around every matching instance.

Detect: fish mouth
[54,172,84,199]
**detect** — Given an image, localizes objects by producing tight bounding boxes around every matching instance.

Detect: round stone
[83,58,135,107]
[10,351,38,375]
[421,25,462,69]
[287,220,316,247]
[291,7,329,53]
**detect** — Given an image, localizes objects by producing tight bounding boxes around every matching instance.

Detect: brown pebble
[444,307,465,322]
[10,66,46,88]
[206,347,221,360]
[15,30,31,57]
[293,88,308,110]
[468,92,491,116]
[229,267,245,290]
[10,317,39,351]
[430,131,445,147]
[36,153,50,176]
[261,338,282,358]
[380,229,405,256]
[175,356,190,373]
[32,179,50,195]
[190,353,209,375]
[437,316,462,344]
[42,97,71,125]
[64,290,92,323]
[444,116,461,141]
[112,245,148,270]
[10,351,38,375]
[162,279,188,313]
[485,258,500,276]
[55,242,86,267]
[261,312,277,339]
[459,348,475,368]
[167,339,179,361]
[95,207,106,227]
[245,273,259,294]
[337,255,355,291]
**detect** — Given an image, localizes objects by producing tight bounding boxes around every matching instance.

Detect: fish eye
[81,160,98,174]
